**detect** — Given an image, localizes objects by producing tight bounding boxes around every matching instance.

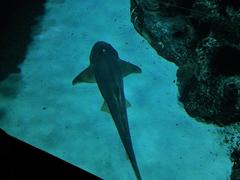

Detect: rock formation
[130,0,240,126]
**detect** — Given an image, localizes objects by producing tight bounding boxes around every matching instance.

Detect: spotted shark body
[72,41,142,180]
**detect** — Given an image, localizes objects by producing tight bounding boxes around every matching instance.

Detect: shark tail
[127,151,142,180]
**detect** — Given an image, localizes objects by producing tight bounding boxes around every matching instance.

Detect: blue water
[0,0,231,179]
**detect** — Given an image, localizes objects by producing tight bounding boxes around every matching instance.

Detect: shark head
[90,41,119,65]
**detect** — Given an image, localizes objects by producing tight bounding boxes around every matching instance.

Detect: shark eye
[102,48,106,53]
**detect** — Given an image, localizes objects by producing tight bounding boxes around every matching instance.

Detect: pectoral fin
[119,59,142,77]
[72,66,96,85]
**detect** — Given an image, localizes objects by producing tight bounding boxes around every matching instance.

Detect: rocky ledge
[130,0,240,126]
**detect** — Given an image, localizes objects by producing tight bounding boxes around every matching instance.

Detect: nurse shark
[72,41,142,180]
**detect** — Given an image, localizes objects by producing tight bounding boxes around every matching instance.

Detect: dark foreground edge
[0,128,102,180]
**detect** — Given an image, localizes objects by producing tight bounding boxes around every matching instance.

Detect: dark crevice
[209,46,240,76]
[218,0,240,14]
[172,30,185,38]
[190,18,211,39]
[176,0,194,15]
[189,19,212,51]
[221,83,238,112]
